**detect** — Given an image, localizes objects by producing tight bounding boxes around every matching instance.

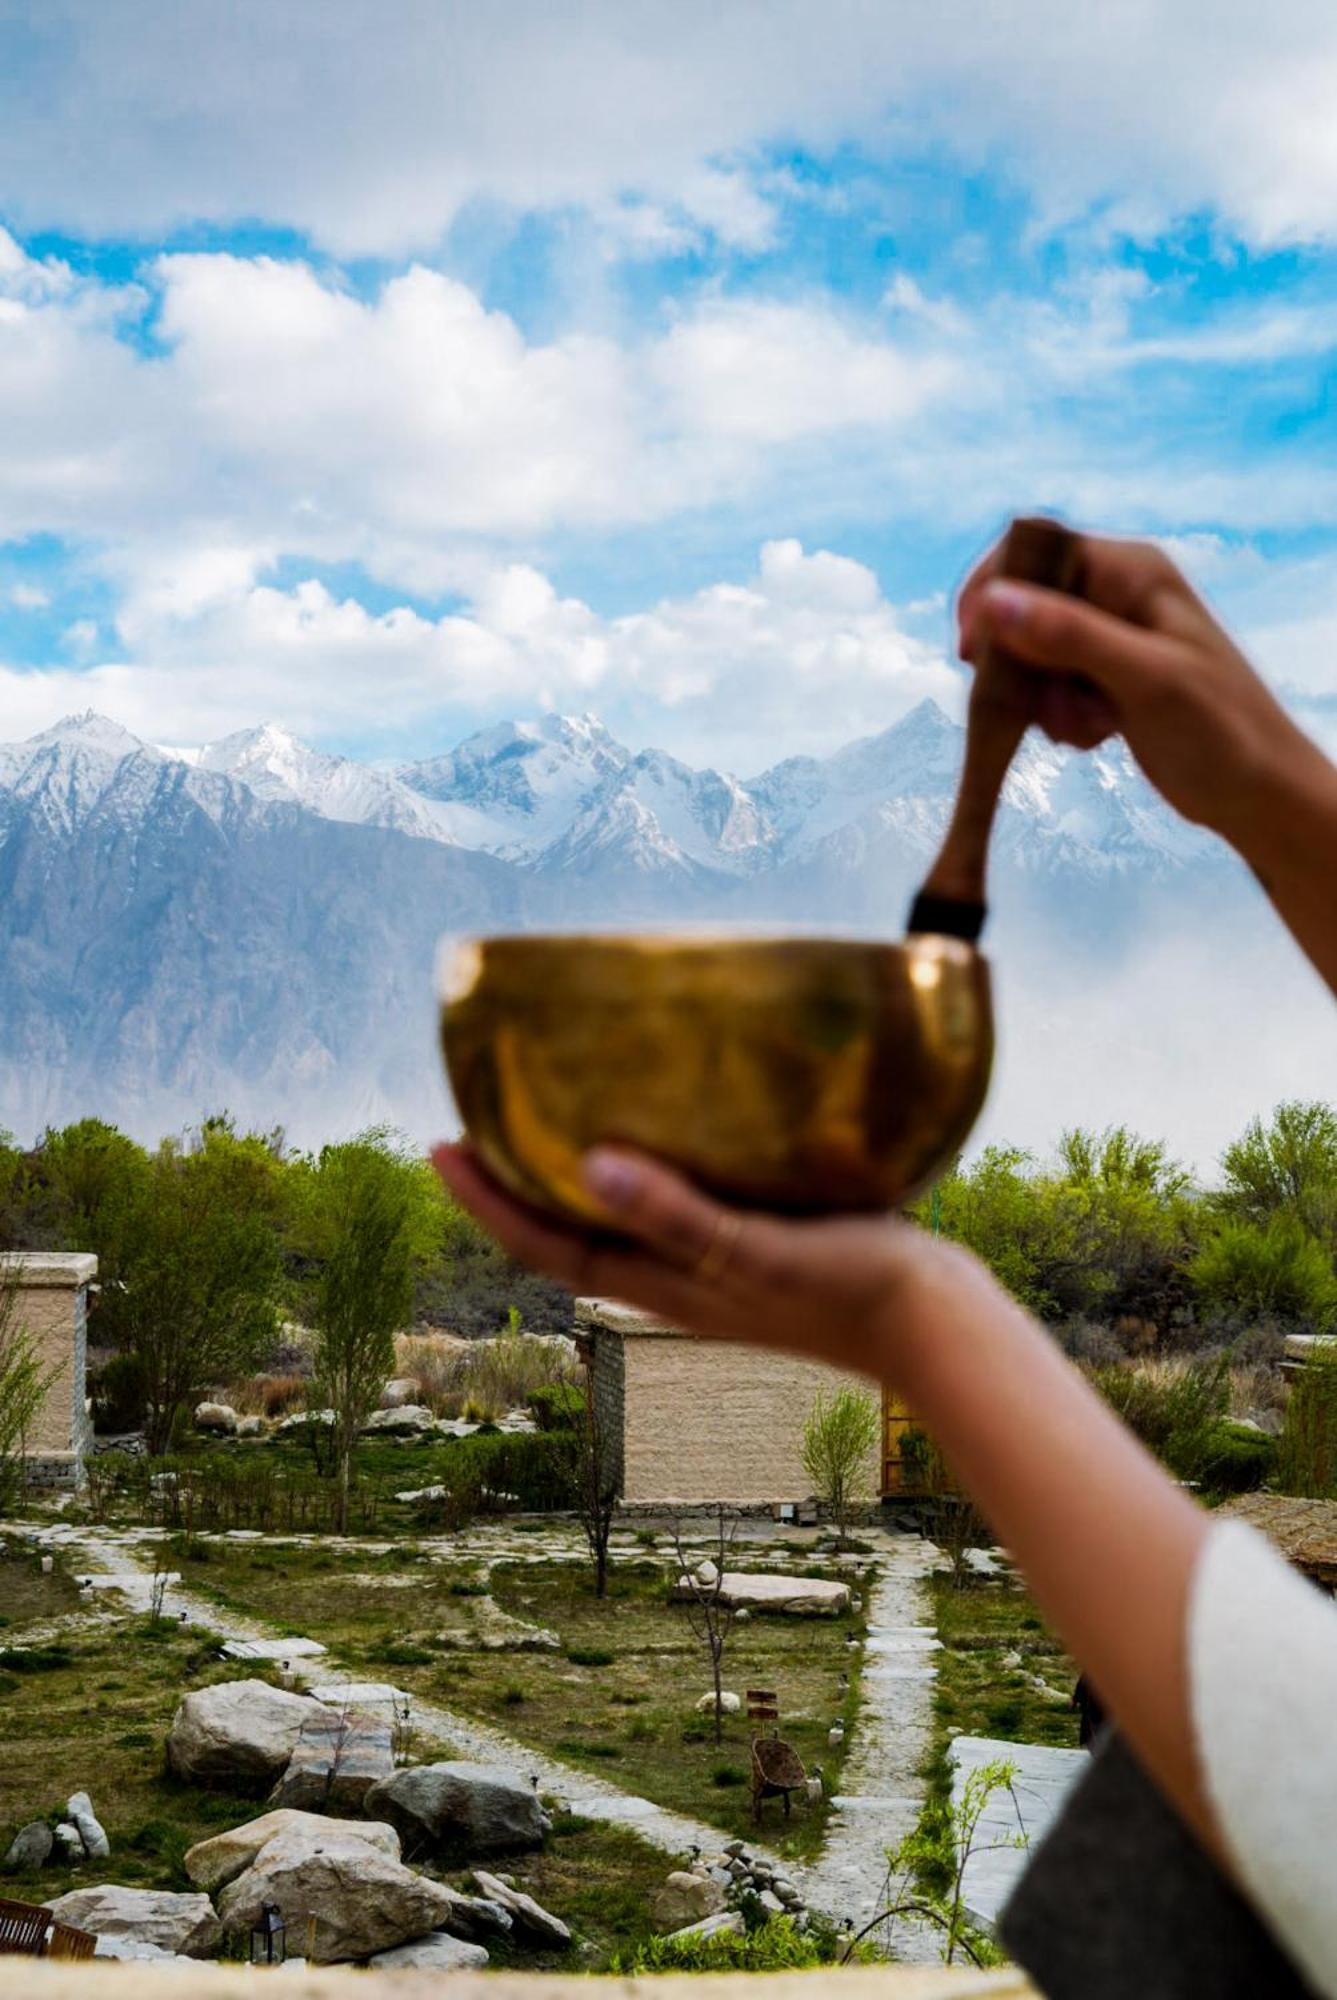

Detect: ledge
[0,1966,1036,1999]
[2,1251,98,1287]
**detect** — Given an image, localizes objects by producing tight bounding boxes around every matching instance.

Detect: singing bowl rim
[437,927,989,1000]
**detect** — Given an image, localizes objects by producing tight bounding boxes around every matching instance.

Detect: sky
[3,1,1337,775]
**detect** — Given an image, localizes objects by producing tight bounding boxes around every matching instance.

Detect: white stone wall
[5,1253,97,1487]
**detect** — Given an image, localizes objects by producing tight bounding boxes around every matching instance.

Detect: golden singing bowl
[439,932,993,1224]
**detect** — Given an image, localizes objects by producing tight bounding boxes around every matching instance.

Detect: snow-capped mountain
[0,700,1317,1159]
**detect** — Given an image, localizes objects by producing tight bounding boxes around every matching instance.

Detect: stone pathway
[948,1735,1087,1932]
[4,1516,944,1956]
[792,1530,941,1963]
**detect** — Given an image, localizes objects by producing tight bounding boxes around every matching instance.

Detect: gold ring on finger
[694,1211,745,1285]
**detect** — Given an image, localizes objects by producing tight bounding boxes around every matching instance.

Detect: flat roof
[1,1251,98,1286]
[575,1297,689,1339]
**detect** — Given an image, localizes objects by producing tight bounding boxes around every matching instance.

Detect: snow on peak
[25,711,156,759]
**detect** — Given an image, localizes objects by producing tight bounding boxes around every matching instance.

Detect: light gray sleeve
[1190,1519,1337,2000]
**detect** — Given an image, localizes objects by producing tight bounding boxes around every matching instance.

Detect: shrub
[89,1351,148,1433]
[567,1646,615,1667]
[529,1383,585,1431]
[1277,1353,1337,1498]
[410,1431,577,1530]
[1195,1420,1276,1495]
[711,1762,746,1787]
[1089,1357,1230,1481]
[610,1917,850,1973]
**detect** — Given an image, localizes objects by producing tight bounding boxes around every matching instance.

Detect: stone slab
[948,1734,1088,1932]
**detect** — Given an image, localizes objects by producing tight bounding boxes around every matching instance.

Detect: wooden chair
[746,1689,811,1823]
[0,1898,53,1956]
[48,1922,97,1961]
[750,1732,809,1823]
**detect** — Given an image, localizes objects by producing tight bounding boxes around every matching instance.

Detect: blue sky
[2,1,1337,771]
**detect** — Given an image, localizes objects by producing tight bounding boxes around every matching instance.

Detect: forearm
[880,1251,1217,1855]
[1225,723,1337,999]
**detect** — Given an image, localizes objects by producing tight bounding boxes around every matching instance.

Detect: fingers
[583,1148,767,1284]
[432,1142,763,1333]
[972,578,1179,698]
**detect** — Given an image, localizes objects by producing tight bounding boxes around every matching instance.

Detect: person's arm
[961,531,1337,997]
[433,1142,1220,1862]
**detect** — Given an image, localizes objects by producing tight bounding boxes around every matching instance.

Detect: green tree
[293,1133,444,1532]
[112,1123,284,1452]
[31,1119,149,1274]
[1189,1215,1337,1330]
[801,1385,880,1548]
[1218,1101,1337,1245]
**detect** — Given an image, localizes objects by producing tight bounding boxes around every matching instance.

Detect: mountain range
[0,702,1324,1163]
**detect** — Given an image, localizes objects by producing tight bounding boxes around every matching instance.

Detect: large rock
[361,1404,435,1436]
[470,1869,571,1947]
[669,1910,745,1942]
[651,1871,726,1933]
[184,1811,400,1894]
[3,1821,54,1872]
[364,1762,549,1857]
[67,1792,110,1861]
[672,1571,851,1616]
[368,1934,490,1970]
[269,1705,394,1812]
[435,1889,514,1943]
[220,1636,326,1663]
[167,1679,313,1789]
[217,1821,457,1964]
[194,1401,238,1435]
[45,1887,221,1959]
[379,1378,422,1410]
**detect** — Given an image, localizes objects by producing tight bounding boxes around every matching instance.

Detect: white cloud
[6,582,49,609]
[0,541,959,769]
[7,5,1337,254]
[0,240,956,593]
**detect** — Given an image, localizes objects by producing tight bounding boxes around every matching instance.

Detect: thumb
[977,577,1174,699]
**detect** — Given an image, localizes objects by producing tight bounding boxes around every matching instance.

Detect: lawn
[164,1535,868,1859]
[929,1570,1079,1752]
[0,1536,698,1969]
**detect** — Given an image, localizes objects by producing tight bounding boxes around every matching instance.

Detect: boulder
[93,1938,189,1963]
[694,1690,742,1714]
[361,1405,435,1436]
[53,1825,84,1862]
[66,1793,109,1862]
[671,1571,851,1616]
[379,1378,422,1410]
[236,1415,264,1439]
[45,1886,221,1958]
[757,1888,785,1916]
[3,1821,54,1872]
[364,1762,549,1857]
[668,1911,745,1942]
[270,1705,394,1813]
[194,1402,238,1434]
[276,1409,334,1434]
[218,1822,457,1964]
[470,1868,571,1947]
[167,1678,313,1789]
[184,1811,399,1894]
[435,1889,514,1943]
[651,1871,726,1933]
[368,1934,490,1970]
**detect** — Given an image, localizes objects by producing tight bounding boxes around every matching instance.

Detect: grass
[0,1537,697,1969]
[0,1553,280,1903]
[930,1571,1080,1751]
[154,1537,868,1860]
